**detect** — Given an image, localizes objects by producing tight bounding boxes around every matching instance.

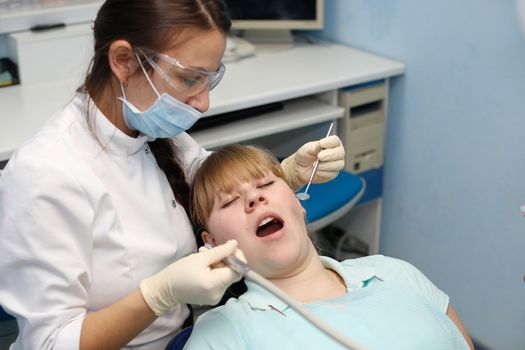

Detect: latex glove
[139,240,243,316]
[281,135,345,191]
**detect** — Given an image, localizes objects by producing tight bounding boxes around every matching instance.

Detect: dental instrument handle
[204,244,251,275]
[219,252,367,350]
[223,255,251,275]
[302,161,319,195]
[303,122,334,195]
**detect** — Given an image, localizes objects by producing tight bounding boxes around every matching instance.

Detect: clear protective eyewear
[137,48,225,98]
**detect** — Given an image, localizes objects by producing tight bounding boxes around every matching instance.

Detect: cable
[223,255,368,350]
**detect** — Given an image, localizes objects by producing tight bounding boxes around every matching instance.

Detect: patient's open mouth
[256,216,284,237]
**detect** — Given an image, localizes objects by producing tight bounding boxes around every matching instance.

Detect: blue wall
[317,1,525,349]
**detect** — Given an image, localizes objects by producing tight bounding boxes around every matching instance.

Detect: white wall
[316,1,525,349]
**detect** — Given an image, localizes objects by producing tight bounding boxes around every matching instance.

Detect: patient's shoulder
[342,254,394,267]
[196,296,256,323]
[341,254,419,277]
[341,255,449,312]
[188,297,265,348]
[187,303,245,349]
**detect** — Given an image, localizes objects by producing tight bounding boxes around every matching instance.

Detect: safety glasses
[137,48,225,98]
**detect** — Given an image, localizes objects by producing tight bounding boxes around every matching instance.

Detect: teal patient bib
[185,256,471,350]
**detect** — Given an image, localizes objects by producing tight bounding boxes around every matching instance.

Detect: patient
[186,144,474,350]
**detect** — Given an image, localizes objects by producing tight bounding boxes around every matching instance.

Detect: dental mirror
[296,122,334,201]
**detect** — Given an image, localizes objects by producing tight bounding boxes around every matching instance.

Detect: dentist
[0,0,345,349]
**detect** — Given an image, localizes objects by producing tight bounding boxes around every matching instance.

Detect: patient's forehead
[214,170,274,193]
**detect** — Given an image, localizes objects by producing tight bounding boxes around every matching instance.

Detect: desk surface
[0,41,404,161]
[0,0,102,34]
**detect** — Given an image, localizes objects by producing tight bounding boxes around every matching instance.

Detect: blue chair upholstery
[298,170,365,231]
[165,326,193,350]
[0,306,14,321]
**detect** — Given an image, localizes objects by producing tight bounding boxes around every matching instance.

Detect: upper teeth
[259,217,274,227]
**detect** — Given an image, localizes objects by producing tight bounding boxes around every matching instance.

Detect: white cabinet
[6,23,92,85]
[0,0,102,34]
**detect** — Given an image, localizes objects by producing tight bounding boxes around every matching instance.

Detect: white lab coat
[0,94,210,349]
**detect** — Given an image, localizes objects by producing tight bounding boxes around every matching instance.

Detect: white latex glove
[139,240,243,316]
[281,135,345,191]
[198,243,247,269]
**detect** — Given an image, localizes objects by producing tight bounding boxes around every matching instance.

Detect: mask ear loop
[134,51,161,98]
[120,82,127,99]
[119,51,161,105]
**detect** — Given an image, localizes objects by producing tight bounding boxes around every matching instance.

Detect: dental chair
[0,306,17,347]
[166,326,193,350]
[300,169,365,232]
[0,307,13,322]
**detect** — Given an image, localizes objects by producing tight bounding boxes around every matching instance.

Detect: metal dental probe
[296,121,335,201]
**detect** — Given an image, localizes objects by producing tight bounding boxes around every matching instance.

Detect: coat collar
[75,94,150,156]
[241,256,378,312]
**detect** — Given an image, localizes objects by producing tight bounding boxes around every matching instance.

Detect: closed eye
[221,196,238,208]
[257,181,274,189]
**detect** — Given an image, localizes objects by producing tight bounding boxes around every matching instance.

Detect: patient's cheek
[220,232,239,243]
[210,227,238,244]
[208,213,245,244]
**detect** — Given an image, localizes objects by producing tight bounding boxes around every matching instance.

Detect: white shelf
[190,97,344,149]
[0,41,405,161]
[206,42,405,117]
[0,0,103,34]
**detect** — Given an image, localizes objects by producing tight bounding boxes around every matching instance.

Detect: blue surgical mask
[118,53,202,139]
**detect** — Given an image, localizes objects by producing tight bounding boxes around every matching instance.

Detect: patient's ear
[201,230,216,245]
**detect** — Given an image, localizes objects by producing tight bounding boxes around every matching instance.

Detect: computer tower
[338,81,386,173]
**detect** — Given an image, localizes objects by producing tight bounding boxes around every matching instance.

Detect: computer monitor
[224,0,324,46]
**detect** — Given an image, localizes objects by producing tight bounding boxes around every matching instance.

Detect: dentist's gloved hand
[281,135,345,191]
[198,243,247,270]
[139,240,242,316]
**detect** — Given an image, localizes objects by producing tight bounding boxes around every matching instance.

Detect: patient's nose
[245,191,267,211]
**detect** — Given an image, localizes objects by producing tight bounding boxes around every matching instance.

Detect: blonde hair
[191,144,289,230]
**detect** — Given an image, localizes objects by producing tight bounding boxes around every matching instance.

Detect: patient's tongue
[256,222,282,237]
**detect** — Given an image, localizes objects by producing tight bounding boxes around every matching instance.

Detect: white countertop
[0,41,405,161]
[0,0,103,34]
